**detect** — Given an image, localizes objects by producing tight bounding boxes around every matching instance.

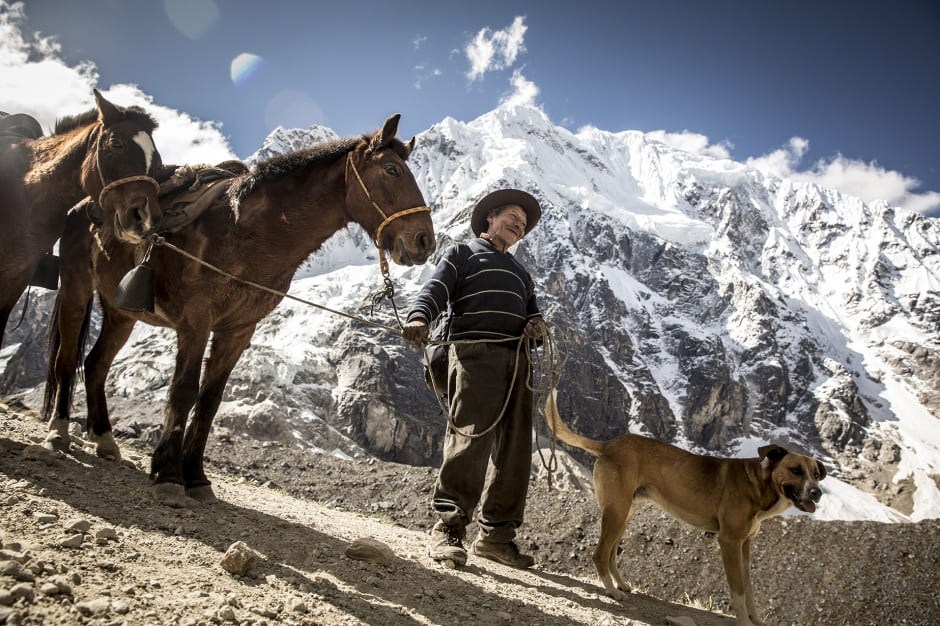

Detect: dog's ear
[758,444,788,468]
[816,460,827,481]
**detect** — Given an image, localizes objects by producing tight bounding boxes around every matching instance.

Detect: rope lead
[151,230,567,486]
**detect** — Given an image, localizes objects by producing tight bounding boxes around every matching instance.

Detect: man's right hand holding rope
[402,319,429,346]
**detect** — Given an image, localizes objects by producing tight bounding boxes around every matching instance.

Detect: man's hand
[523,318,547,340]
[401,320,430,346]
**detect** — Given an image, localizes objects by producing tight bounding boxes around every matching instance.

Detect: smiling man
[402,188,546,569]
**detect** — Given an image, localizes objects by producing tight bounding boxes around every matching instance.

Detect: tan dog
[544,393,826,626]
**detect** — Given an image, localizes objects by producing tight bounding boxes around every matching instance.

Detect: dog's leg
[741,538,764,625]
[592,500,635,600]
[607,506,634,595]
[718,534,759,626]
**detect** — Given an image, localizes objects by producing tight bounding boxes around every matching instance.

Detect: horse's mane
[228,133,413,205]
[54,106,159,135]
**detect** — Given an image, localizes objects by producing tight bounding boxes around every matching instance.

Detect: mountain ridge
[2,102,937,523]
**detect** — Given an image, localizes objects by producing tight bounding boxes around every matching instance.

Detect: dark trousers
[432,341,533,543]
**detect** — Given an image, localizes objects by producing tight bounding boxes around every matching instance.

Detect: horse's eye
[383,164,400,177]
[108,136,125,151]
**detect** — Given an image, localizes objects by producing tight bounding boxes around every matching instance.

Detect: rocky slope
[3,104,940,521]
[1,398,937,625]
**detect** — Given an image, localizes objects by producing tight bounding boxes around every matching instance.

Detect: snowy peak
[245,124,340,167]
[2,104,938,524]
[407,105,940,522]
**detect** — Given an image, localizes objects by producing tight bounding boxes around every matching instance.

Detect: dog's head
[759,444,827,513]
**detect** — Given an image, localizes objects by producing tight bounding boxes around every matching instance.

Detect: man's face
[486,204,527,249]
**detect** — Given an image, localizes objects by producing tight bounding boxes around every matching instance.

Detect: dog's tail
[544,390,606,456]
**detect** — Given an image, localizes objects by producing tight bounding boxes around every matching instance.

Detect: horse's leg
[183,325,256,503]
[42,296,93,453]
[150,324,211,508]
[43,218,95,454]
[0,306,9,351]
[83,306,137,460]
[0,275,30,349]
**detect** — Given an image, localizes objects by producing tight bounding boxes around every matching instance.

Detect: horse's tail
[543,390,606,456]
[42,294,92,420]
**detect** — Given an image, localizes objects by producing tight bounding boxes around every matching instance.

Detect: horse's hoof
[42,432,70,453]
[151,482,199,509]
[89,432,122,461]
[186,485,218,504]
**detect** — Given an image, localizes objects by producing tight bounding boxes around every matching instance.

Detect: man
[402,189,546,569]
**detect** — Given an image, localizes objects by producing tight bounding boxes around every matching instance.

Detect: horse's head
[345,114,435,267]
[82,89,164,243]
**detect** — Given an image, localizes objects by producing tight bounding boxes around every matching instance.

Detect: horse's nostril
[417,231,434,253]
[131,206,147,227]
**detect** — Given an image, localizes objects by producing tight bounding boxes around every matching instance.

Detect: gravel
[1,397,938,625]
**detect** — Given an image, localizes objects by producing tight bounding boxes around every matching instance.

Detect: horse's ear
[371,113,401,152]
[94,89,123,126]
[404,136,415,158]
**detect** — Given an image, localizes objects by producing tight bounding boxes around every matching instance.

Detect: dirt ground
[1,397,938,625]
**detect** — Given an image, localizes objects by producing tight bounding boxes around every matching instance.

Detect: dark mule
[45,114,435,506]
[0,89,163,347]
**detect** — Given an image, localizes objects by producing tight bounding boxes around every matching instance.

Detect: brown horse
[45,113,435,507]
[0,89,164,347]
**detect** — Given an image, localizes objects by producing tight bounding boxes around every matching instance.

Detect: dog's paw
[606,588,628,602]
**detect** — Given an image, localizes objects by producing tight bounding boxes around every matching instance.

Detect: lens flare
[230,53,265,87]
[164,0,220,40]
[264,90,326,130]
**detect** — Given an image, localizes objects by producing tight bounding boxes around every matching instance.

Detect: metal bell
[29,253,59,290]
[113,264,154,313]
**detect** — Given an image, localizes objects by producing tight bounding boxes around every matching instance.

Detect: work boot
[472,537,535,569]
[428,520,467,566]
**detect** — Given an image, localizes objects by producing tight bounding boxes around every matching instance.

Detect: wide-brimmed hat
[470,189,542,236]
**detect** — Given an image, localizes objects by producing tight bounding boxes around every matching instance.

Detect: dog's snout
[809,485,822,502]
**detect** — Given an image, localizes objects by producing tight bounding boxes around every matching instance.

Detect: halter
[345,151,431,277]
[93,124,160,210]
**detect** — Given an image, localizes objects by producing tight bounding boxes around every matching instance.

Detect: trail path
[1,399,936,625]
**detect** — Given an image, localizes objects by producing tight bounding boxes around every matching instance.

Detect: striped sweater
[406,237,541,341]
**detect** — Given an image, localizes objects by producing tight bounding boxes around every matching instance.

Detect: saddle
[0,112,43,143]
[157,160,249,233]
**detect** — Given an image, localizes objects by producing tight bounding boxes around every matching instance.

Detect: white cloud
[413,66,443,91]
[465,16,527,81]
[499,69,539,108]
[747,138,940,215]
[0,1,234,165]
[0,2,98,126]
[647,130,733,160]
[413,35,427,50]
[745,137,808,175]
[104,84,234,165]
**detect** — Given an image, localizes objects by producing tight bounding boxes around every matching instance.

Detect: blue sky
[3,0,938,215]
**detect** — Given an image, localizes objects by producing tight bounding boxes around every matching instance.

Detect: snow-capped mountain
[245,124,340,167]
[2,103,938,523]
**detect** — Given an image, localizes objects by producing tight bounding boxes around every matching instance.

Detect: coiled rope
[423,320,567,486]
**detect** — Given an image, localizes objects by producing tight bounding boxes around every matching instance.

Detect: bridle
[345,151,430,278]
[93,123,160,210]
